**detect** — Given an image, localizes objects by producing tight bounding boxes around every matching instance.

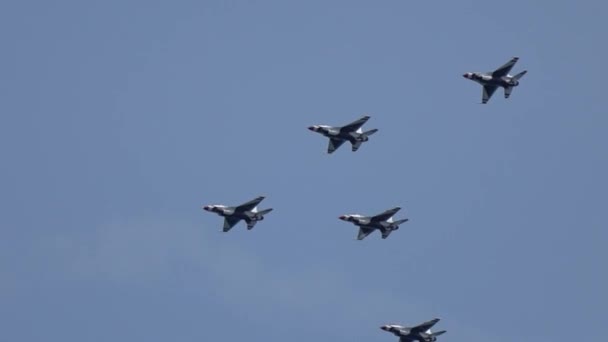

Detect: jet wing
[223,216,241,232]
[339,115,370,133]
[482,85,498,104]
[491,57,519,78]
[328,138,346,154]
[371,207,401,222]
[411,318,440,334]
[235,196,265,212]
[357,226,375,240]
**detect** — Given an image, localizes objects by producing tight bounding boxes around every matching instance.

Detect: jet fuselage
[380,318,444,342]
[380,325,427,342]
[308,125,368,143]
[381,325,409,337]
[339,215,400,231]
[203,206,265,221]
[462,72,520,89]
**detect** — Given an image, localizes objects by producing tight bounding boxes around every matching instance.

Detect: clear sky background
[1,1,606,341]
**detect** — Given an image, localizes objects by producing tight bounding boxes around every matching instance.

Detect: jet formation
[381,318,447,342]
[340,206,408,240]
[463,57,527,104]
[201,56,527,342]
[203,196,273,232]
[308,115,378,154]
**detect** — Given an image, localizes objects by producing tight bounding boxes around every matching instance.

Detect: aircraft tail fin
[513,70,527,80]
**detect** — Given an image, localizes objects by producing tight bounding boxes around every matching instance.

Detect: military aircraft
[381,318,446,342]
[308,115,378,154]
[339,207,408,240]
[202,196,273,232]
[463,57,527,104]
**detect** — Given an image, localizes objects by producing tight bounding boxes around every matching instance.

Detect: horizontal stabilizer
[392,218,409,226]
[363,128,378,137]
[246,220,257,230]
[381,228,393,239]
[513,70,527,80]
[256,208,273,216]
[432,330,447,337]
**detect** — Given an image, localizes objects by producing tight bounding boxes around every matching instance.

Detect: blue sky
[1,1,606,341]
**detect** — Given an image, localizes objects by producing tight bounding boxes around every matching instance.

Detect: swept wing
[328,138,346,154]
[339,115,370,133]
[235,196,265,212]
[482,85,498,104]
[371,207,401,222]
[411,318,440,334]
[491,57,519,78]
[223,217,241,232]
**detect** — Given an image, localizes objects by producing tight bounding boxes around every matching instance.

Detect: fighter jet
[381,318,446,342]
[463,57,527,104]
[202,196,273,232]
[308,115,378,154]
[339,207,408,240]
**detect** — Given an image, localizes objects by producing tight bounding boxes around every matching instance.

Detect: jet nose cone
[462,73,469,78]
[308,126,316,131]
[203,206,211,211]
[339,215,346,220]
[380,326,389,331]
